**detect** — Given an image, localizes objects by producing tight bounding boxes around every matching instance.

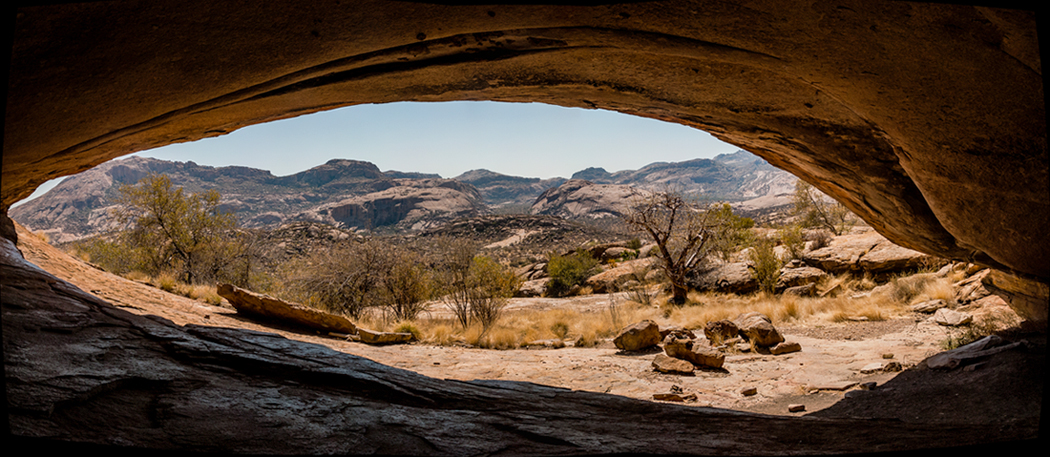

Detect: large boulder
[663,338,726,369]
[584,257,656,293]
[216,283,357,334]
[613,320,662,351]
[775,266,827,293]
[803,230,935,276]
[732,312,785,348]
[687,262,759,295]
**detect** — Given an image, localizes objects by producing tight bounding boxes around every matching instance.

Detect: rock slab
[217,283,357,334]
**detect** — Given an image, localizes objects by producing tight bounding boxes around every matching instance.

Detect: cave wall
[3,0,1046,282]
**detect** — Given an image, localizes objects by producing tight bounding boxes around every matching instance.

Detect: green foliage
[279,239,392,319]
[546,249,599,297]
[792,179,855,236]
[776,224,806,261]
[748,236,783,294]
[113,173,255,286]
[70,235,137,274]
[622,192,750,304]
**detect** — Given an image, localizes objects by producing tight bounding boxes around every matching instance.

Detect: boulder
[783,283,818,297]
[982,269,1049,330]
[216,283,357,334]
[732,312,785,348]
[703,320,740,346]
[687,261,759,295]
[584,257,656,293]
[652,353,696,375]
[910,299,947,313]
[664,338,726,369]
[659,326,697,341]
[775,266,827,292]
[613,320,661,351]
[803,230,935,276]
[954,269,992,304]
[517,278,551,297]
[934,308,973,327]
[769,341,802,355]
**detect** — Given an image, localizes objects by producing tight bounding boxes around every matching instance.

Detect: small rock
[788,404,806,412]
[732,312,785,348]
[653,392,698,402]
[934,308,973,326]
[703,320,739,346]
[769,341,802,355]
[652,353,695,375]
[963,362,987,372]
[860,362,885,374]
[740,387,758,396]
[859,382,877,390]
[882,353,894,359]
[844,390,864,399]
[883,361,902,372]
[910,299,947,313]
[357,328,414,345]
[810,381,857,391]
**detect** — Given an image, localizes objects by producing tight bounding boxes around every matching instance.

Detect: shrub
[546,249,599,297]
[777,224,806,261]
[748,236,783,294]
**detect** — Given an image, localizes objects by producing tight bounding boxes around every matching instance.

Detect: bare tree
[622,191,739,305]
[792,179,855,236]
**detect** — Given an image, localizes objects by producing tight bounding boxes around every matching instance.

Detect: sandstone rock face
[613,320,661,351]
[216,283,357,334]
[803,229,935,276]
[292,178,487,232]
[981,270,1049,329]
[775,266,827,292]
[530,180,652,220]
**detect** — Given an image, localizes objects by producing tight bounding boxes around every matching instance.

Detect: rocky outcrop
[216,283,357,334]
[530,180,652,220]
[664,338,726,369]
[292,178,487,232]
[733,312,786,348]
[803,229,935,276]
[454,169,566,209]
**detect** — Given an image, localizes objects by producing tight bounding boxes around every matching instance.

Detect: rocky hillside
[571,150,795,200]
[12,150,797,242]
[9,157,486,242]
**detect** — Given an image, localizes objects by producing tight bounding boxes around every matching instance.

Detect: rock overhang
[2,0,1045,283]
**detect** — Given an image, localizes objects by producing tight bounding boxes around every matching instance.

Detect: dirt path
[14,224,963,417]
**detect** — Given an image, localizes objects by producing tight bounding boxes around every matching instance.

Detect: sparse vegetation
[546,249,600,297]
[622,191,749,304]
[792,179,855,235]
[748,235,783,294]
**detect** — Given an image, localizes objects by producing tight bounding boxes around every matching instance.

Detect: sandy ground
[13,224,966,418]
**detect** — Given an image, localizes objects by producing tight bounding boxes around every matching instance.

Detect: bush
[777,224,806,261]
[546,249,599,297]
[748,236,783,294]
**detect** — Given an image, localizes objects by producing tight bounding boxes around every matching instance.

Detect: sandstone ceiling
[3,0,1046,283]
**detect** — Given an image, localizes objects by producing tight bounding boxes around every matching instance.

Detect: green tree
[622,191,741,305]
[114,173,246,285]
[792,179,854,236]
[546,249,599,297]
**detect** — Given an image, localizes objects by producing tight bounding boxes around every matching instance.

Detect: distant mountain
[10,157,485,242]
[567,150,796,200]
[11,150,798,242]
[453,169,566,209]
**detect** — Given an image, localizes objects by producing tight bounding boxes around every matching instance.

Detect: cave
[3,0,1045,454]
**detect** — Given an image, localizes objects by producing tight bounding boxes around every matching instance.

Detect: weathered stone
[740,387,758,396]
[934,308,974,327]
[926,335,1024,370]
[982,270,1049,330]
[584,257,657,294]
[775,266,827,292]
[357,328,414,345]
[769,341,802,355]
[954,269,992,304]
[517,278,551,297]
[664,338,726,369]
[910,299,947,313]
[788,404,806,413]
[613,320,661,351]
[659,326,697,341]
[653,392,698,402]
[216,283,356,334]
[783,283,817,297]
[531,180,651,220]
[687,262,759,295]
[652,353,696,375]
[732,312,785,348]
[703,320,740,347]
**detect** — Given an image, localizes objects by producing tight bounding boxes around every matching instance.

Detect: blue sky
[14,101,738,205]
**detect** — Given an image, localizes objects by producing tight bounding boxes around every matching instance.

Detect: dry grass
[342,270,970,350]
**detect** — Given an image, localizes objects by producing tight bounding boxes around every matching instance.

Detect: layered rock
[216,283,357,334]
[530,180,652,220]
